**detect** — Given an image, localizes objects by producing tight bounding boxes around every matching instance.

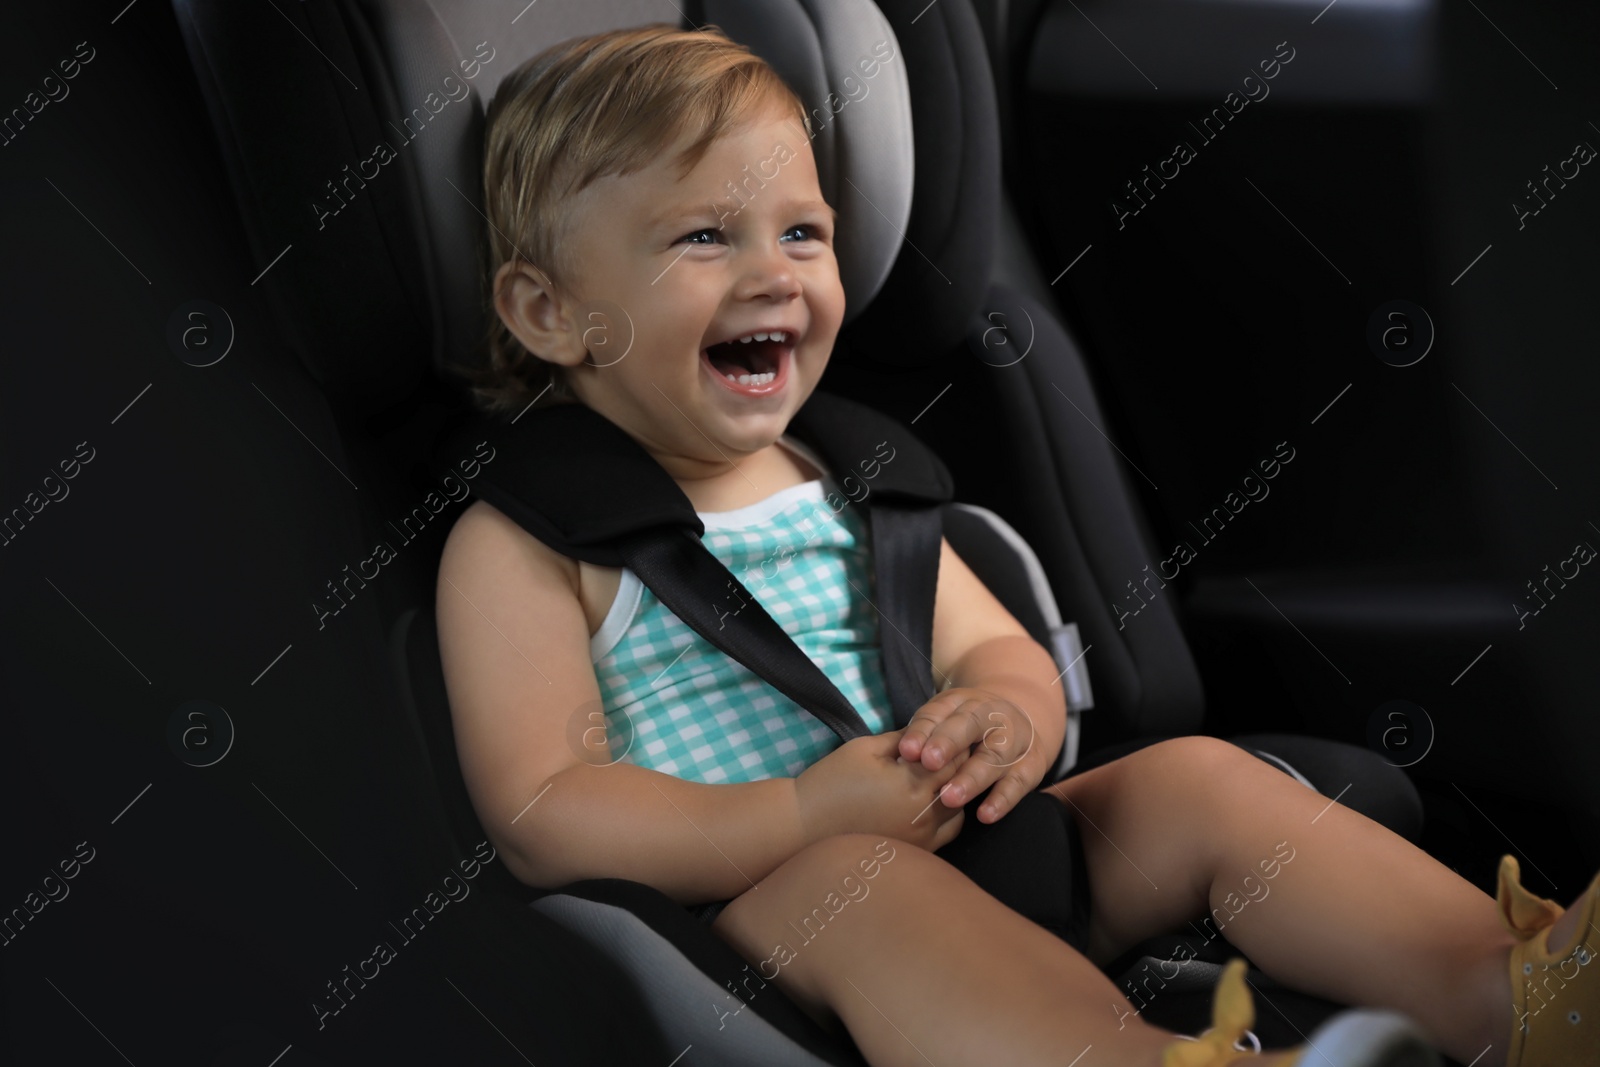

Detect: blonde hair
[454,24,812,415]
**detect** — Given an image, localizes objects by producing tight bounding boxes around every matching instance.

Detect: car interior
[4,1,1597,1064]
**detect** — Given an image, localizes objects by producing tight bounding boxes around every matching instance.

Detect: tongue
[708,340,777,376]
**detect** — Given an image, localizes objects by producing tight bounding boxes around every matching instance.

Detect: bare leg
[1045,736,1519,1066]
[710,831,1279,1067]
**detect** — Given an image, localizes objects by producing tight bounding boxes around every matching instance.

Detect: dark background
[985,0,1600,906]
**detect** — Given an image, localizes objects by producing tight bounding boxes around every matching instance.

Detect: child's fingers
[902,692,992,768]
[966,762,1045,824]
[901,745,970,786]
[936,755,996,809]
[970,703,1037,771]
[939,727,1043,816]
[924,694,1029,772]
[905,752,968,837]
[896,704,950,762]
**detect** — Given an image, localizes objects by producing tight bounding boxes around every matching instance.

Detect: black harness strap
[450,390,954,745]
[868,503,944,728]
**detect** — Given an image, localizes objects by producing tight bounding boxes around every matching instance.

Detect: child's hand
[794,729,969,852]
[897,688,1044,825]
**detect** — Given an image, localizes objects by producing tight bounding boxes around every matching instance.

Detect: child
[433,24,1599,1067]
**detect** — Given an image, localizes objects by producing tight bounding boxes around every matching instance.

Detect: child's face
[504,102,845,476]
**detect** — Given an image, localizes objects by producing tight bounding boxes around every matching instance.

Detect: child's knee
[1139,734,1255,778]
[714,834,911,942]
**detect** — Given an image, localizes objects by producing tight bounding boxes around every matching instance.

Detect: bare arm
[897,537,1069,822]
[931,536,1067,768]
[435,500,810,906]
[513,761,807,905]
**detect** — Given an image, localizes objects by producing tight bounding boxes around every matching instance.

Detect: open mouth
[702,331,793,392]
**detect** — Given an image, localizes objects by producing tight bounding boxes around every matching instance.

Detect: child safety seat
[173,0,1427,1061]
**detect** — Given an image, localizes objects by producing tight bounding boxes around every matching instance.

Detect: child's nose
[734,247,802,301]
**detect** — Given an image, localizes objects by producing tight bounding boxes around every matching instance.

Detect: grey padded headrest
[349,0,914,376]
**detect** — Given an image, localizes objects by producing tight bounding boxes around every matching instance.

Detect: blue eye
[674,223,825,247]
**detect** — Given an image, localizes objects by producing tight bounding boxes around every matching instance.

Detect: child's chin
[716,417,791,455]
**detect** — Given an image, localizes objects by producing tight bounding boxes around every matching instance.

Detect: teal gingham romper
[590,436,896,783]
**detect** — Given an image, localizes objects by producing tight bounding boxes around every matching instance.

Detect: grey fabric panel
[429,0,684,102]
[532,894,839,1067]
[793,0,914,320]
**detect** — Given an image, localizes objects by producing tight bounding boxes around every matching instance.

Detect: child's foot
[1161,959,1440,1067]
[1496,854,1600,1067]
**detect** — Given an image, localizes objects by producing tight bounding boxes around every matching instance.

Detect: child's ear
[493,260,588,369]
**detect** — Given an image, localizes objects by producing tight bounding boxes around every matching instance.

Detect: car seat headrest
[175,0,916,412]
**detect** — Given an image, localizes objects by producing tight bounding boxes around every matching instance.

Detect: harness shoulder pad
[446,402,699,567]
[441,390,953,566]
[785,391,954,506]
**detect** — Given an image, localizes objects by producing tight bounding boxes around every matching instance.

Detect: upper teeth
[738,331,785,343]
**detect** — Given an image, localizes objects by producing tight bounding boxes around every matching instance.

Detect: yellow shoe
[1162,960,1269,1066]
[1161,958,1440,1067]
[1498,854,1600,1067]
